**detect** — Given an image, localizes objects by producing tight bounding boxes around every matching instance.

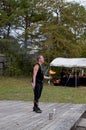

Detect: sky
[66,0,86,6]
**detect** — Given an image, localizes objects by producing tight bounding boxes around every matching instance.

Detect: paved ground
[0,101,86,130]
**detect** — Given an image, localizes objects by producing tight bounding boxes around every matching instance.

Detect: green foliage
[80,44,86,57]
[0,38,29,76]
[0,39,20,55]
[0,0,86,76]
[0,0,18,38]
[4,65,22,77]
[39,2,86,63]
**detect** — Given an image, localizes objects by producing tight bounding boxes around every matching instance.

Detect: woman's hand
[44,75,52,80]
[32,82,35,90]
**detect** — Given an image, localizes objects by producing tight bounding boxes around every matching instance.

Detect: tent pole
[75,68,77,87]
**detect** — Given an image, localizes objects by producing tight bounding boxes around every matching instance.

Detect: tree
[15,0,47,52]
[0,0,18,38]
[0,0,86,76]
[38,1,86,62]
[0,0,48,75]
[61,3,86,42]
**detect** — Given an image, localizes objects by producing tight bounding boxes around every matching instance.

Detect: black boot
[33,107,42,113]
[33,102,42,113]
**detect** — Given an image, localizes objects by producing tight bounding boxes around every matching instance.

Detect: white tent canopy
[50,57,86,68]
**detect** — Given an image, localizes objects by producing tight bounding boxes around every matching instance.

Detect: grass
[0,76,86,104]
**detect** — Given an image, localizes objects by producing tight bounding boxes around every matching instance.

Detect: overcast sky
[66,0,86,6]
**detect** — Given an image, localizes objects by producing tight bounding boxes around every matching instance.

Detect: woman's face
[39,56,44,64]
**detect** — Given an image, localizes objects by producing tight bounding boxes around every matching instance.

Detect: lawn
[0,76,86,104]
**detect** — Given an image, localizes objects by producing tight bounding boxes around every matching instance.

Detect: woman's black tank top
[36,63,44,82]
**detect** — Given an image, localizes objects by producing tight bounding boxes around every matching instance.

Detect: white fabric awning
[50,57,86,68]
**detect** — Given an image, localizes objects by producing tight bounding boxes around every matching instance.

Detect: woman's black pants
[34,81,43,107]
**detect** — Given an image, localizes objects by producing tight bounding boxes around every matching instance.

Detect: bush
[3,65,22,76]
